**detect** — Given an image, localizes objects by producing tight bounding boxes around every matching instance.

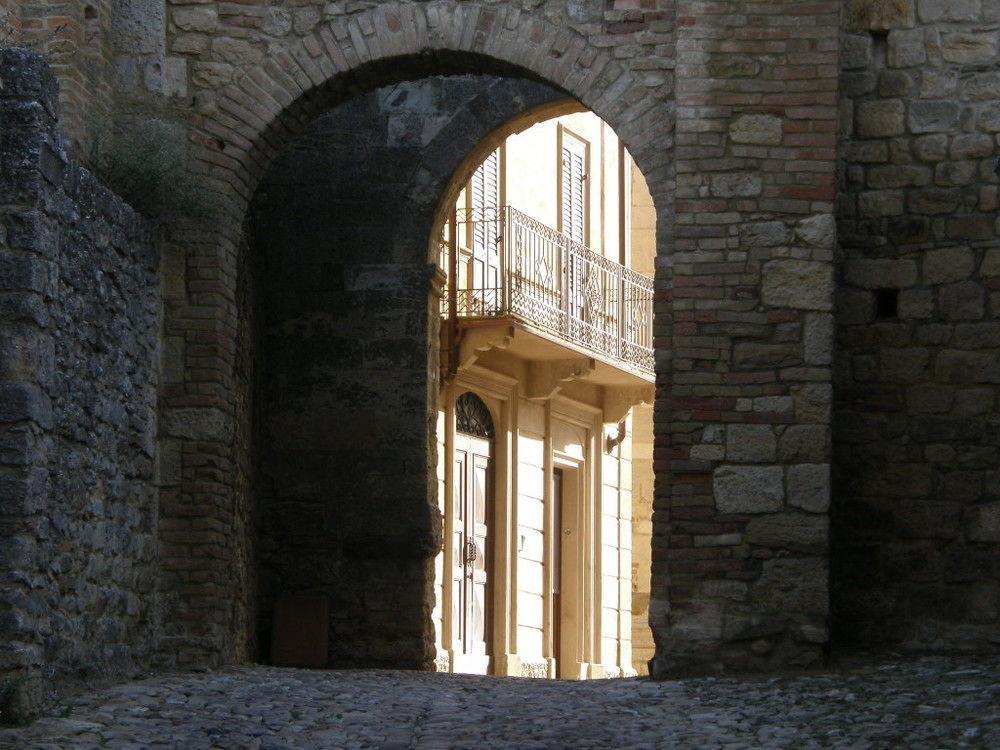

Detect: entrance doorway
[552,462,582,679]
[451,392,494,674]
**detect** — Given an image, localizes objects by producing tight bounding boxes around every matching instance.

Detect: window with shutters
[559,129,588,245]
[468,148,501,297]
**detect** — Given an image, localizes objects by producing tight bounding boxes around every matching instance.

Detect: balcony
[440,206,654,382]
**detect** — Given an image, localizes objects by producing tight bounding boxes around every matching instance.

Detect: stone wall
[250,74,567,667]
[834,0,1000,651]
[655,0,840,673]
[0,49,159,721]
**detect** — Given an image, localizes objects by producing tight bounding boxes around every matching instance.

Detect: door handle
[464,539,477,565]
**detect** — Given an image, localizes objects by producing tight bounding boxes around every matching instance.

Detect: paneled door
[451,393,493,674]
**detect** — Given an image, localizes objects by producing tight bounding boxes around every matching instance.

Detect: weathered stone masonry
[0,49,159,720]
[0,0,998,721]
[835,0,1000,651]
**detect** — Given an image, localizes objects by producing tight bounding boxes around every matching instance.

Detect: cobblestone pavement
[2,656,999,749]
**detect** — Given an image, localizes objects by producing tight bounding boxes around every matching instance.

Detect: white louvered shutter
[561,137,586,244]
[471,149,500,295]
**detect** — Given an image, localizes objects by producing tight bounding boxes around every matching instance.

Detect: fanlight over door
[451,391,494,674]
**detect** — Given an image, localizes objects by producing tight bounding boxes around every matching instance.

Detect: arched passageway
[243,66,657,676]
[156,0,838,680]
[154,5,677,674]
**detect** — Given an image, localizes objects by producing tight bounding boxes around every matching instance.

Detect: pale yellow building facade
[433,110,656,679]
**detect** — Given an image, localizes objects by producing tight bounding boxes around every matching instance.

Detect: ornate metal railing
[440,206,654,373]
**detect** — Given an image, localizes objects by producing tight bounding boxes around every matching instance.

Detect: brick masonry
[0,0,997,719]
[655,0,840,674]
[150,0,681,675]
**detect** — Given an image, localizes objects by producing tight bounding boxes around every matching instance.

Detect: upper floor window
[468,148,501,293]
[559,128,588,245]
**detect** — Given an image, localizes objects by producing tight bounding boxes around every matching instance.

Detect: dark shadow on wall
[243,74,569,668]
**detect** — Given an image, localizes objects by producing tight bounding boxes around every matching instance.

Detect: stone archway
[157,0,841,677]
[157,2,676,673]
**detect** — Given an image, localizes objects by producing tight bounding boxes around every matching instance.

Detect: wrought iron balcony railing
[440,206,654,373]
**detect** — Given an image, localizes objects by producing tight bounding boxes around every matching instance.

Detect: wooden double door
[451,429,491,674]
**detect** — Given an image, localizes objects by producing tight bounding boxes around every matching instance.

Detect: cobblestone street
[2,656,998,749]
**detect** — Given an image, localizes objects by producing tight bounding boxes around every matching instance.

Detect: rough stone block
[936,350,1000,383]
[711,172,762,198]
[954,387,996,414]
[844,258,918,289]
[918,0,983,22]
[162,407,233,442]
[982,248,1000,277]
[841,34,874,70]
[262,8,293,37]
[778,426,829,463]
[847,0,916,29]
[729,114,782,146]
[924,246,974,285]
[804,313,834,366]
[908,101,961,134]
[945,215,996,241]
[858,190,904,217]
[733,343,800,368]
[882,348,931,383]
[796,215,835,249]
[746,513,829,552]
[713,466,784,514]
[173,7,218,33]
[950,134,994,160]
[762,260,834,311]
[888,28,927,68]
[879,70,915,97]
[855,100,905,138]
[942,33,998,63]
[726,424,778,463]
[935,161,978,187]
[898,500,963,539]
[980,102,1000,132]
[836,288,876,324]
[906,384,954,413]
[908,188,961,215]
[740,221,789,248]
[866,165,931,188]
[795,383,832,424]
[913,134,949,162]
[939,281,985,321]
[0,383,52,427]
[899,289,934,319]
[846,141,890,163]
[787,464,831,513]
[967,501,1000,542]
[212,37,265,65]
[111,0,166,56]
[751,558,828,616]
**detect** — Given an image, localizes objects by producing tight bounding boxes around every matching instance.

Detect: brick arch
[159,1,675,670]
[188,3,674,234]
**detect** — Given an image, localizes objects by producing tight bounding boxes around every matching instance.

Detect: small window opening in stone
[875,288,899,320]
[84,5,97,21]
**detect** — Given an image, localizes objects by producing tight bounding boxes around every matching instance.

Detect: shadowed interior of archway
[241,59,660,672]
[245,71,577,669]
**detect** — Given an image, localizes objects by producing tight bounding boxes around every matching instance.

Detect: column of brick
[655,0,840,674]
[18,1,114,158]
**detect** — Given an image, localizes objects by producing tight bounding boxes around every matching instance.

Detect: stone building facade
[0,0,997,721]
